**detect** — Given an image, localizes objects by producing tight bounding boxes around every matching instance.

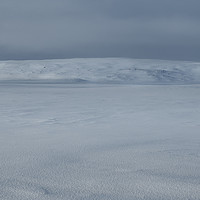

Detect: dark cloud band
[1,0,200,61]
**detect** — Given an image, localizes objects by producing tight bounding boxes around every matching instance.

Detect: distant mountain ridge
[0,58,200,84]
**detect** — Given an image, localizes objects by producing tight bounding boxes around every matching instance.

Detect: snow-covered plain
[0,58,200,200]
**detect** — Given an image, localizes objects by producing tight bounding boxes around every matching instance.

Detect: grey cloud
[0,0,200,61]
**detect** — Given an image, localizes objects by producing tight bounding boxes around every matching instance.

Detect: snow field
[0,83,200,200]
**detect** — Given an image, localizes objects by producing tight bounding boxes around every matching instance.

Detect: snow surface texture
[0,58,200,84]
[0,58,200,200]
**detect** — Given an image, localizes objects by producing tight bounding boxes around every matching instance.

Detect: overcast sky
[0,0,200,61]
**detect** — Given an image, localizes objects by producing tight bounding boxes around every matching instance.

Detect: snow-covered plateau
[0,58,200,200]
[0,58,200,84]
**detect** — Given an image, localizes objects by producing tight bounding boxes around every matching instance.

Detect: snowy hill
[0,58,200,84]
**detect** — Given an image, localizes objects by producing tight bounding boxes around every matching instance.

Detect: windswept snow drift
[1,84,200,200]
[0,58,200,84]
